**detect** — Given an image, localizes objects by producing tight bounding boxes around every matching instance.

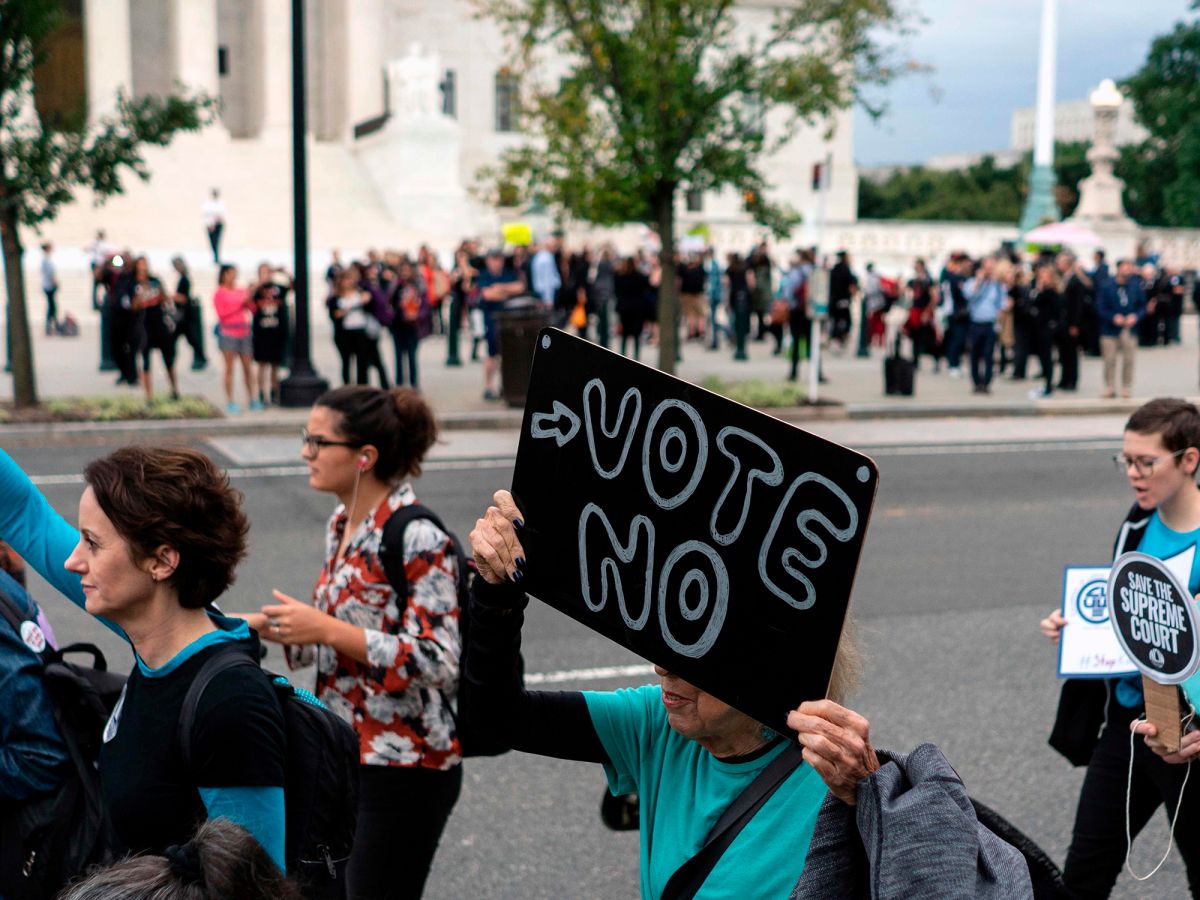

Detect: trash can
[497,298,551,408]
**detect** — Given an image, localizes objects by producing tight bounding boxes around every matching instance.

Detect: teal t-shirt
[583,685,828,899]
[1115,511,1200,709]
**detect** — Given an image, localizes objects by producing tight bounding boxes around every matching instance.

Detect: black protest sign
[1108,551,1200,684]
[510,329,879,734]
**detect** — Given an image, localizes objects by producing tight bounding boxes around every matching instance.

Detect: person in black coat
[1055,253,1086,391]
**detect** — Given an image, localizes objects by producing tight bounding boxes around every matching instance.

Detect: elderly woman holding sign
[467,490,1032,899]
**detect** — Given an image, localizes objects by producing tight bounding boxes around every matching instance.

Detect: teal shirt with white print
[1115,511,1200,709]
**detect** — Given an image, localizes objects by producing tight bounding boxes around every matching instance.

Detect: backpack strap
[0,575,54,666]
[661,742,805,900]
[177,650,261,771]
[378,503,467,600]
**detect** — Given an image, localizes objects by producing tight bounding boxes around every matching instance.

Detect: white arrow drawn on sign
[531,401,582,447]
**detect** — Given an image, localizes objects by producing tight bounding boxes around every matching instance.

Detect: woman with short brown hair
[0,446,287,872]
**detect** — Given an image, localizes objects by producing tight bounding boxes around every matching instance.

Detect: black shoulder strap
[379,503,465,599]
[661,743,805,900]
[177,650,261,771]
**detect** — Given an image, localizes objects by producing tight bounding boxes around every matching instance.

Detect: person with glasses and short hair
[238,385,462,900]
[1041,397,1200,897]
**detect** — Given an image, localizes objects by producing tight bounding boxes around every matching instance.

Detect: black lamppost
[279,0,328,407]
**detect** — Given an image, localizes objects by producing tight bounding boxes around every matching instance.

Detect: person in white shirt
[84,230,113,311]
[202,188,227,263]
[40,242,59,336]
[530,238,561,309]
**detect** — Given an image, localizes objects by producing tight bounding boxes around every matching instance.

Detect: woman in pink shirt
[213,264,258,413]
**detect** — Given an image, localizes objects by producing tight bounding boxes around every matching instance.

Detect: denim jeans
[967,322,996,387]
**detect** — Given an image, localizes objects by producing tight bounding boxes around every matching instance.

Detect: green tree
[0,1,218,407]
[476,0,913,375]
[1122,4,1200,227]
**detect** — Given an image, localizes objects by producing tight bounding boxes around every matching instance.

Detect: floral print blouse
[286,483,461,770]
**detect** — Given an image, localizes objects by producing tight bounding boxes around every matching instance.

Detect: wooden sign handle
[1142,676,1182,754]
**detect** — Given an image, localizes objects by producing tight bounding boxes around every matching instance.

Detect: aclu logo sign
[1076,579,1109,624]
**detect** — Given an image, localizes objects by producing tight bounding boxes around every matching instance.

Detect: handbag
[768,298,790,327]
[661,743,804,900]
[570,298,588,329]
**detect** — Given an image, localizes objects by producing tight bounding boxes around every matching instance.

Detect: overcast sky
[853,0,1195,165]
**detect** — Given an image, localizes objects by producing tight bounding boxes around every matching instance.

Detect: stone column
[84,0,133,121]
[174,0,219,96]
[259,0,294,133]
[1019,0,1059,232]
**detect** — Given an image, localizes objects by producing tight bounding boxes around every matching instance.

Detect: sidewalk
[5,303,1200,436]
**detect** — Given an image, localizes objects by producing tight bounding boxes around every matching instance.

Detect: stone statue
[387,43,443,120]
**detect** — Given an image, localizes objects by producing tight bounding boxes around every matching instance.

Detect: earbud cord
[1125,707,1195,881]
[328,466,364,584]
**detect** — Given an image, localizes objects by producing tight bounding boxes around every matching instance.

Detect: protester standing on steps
[133,256,181,402]
[1055,252,1085,392]
[172,256,207,371]
[251,264,293,407]
[40,241,60,336]
[1097,259,1146,400]
[202,188,226,264]
[964,256,1008,396]
[241,386,462,900]
[213,264,258,413]
[476,249,524,401]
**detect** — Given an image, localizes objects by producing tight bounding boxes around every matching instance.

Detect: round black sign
[1108,551,1200,684]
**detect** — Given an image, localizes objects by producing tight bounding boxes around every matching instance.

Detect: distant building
[1011,98,1146,151]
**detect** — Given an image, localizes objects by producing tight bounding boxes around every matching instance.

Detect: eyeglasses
[1112,449,1188,477]
[301,428,360,456]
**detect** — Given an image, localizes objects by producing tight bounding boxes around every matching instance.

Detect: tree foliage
[475,0,914,374]
[0,0,218,406]
[1121,3,1200,227]
[857,141,1176,225]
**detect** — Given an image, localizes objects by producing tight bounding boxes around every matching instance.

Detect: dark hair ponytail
[315,385,438,482]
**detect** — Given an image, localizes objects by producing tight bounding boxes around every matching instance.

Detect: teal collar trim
[136,612,250,678]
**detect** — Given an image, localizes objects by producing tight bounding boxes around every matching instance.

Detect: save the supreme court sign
[510,329,879,734]
[1108,552,1199,684]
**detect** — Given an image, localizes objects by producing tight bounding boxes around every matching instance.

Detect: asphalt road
[7,436,1187,899]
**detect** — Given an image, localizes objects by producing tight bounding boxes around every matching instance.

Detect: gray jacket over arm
[791,743,1034,899]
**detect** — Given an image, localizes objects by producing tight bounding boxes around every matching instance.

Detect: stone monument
[1069,79,1138,257]
[355,42,494,237]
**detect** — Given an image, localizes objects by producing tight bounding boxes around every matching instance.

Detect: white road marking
[524,663,656,685]
[25,440,1117,487]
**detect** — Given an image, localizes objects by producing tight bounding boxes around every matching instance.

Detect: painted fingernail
[513,569,524,582]
[513,518,524,530]
[516,556,526,568]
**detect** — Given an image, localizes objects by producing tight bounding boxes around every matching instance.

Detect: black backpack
[379,503,522,758]
[178,650,360,900]
[0,585,123,900]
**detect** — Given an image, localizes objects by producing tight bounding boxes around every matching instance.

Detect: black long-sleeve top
[460,578,608,764]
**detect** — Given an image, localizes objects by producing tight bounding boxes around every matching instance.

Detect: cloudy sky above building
[853,0,1194,165]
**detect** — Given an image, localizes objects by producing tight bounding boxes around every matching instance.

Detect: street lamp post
[279,0,329,407]
[1019,0,1060,234]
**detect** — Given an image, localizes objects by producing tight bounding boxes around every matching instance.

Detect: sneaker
[1100,390,1116,400]
[948,367,962,378]
[483,389,500,401]
[249,399,265,411]
[226,402,241,414]
[1028,388,1052,399]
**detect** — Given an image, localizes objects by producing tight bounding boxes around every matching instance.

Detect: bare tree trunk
[0,206,35,407]
[654,192,679,376]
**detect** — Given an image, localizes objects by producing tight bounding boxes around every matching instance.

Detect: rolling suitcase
[883,336,915,396]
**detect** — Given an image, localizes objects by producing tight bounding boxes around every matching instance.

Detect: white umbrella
[1024,221,1103,247]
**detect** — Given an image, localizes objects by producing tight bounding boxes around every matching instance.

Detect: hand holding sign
[512,329,878,735]
[1131,720,1200,764]
[469,491,526,586]
[1108,552,1200,753]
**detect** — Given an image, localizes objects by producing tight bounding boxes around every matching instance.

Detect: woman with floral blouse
[242,385,461,900]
